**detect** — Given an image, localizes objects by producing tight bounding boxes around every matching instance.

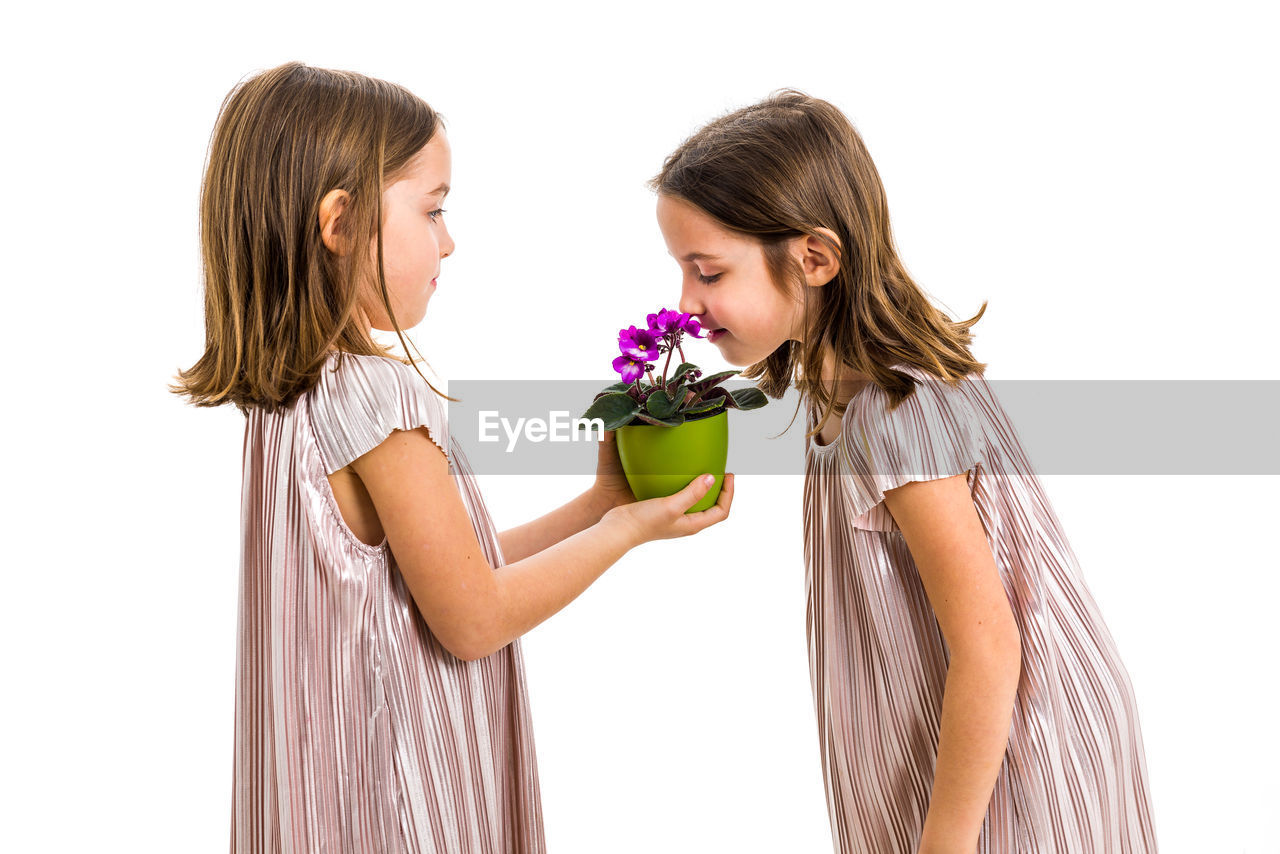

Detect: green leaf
[684,397,727,417]
[645,388,679,418]
[580,392,640,431]
[729,387,768,410]
[633,410,686,427]
[692,387,736,409]
[669,362,700,385]
[686,370,738,396]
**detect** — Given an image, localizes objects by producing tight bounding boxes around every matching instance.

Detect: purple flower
[618,325,661,361]
[647,307,706,339]
[647,308,687,336]
[612,354,646,384]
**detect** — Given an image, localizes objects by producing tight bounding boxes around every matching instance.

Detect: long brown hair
[171,62,453,415]
[649,89,987,439]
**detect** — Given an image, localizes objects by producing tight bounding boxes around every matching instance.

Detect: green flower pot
[615,410,728,513]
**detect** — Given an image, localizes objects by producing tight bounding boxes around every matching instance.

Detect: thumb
[673,473,717,512]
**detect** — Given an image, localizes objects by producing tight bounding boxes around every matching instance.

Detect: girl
[650,92,1158,853]
[171,62,734,853]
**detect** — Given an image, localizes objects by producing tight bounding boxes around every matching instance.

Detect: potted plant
[579,308,767,513]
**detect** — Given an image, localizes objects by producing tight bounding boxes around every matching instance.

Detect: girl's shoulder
[307,351,451,475]
[837,362,988,518]
[855,362,984,418]
[846,361,987,460]
[310,350,439,402]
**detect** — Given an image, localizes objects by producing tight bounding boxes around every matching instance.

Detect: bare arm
[351,426,732,661]
[881,473,1022,854]
[497,488,616,565]
[497,428,636,564]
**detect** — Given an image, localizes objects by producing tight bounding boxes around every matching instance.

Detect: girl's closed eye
[697,271,723,284]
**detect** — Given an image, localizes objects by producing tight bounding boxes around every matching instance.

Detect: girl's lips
[430,278,438,287]
[707,328,727,342]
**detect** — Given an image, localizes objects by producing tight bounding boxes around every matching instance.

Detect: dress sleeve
[307,353,452,475]
[839,368,986,519]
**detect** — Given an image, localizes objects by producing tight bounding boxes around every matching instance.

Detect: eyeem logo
[478,411,606,452]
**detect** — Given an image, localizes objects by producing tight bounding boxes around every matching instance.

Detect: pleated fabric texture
[803,362,1158,853]
[232,351,544,853]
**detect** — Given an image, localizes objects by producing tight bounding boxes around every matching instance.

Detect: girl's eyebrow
[680,252,721,262]
[428,183,450,197]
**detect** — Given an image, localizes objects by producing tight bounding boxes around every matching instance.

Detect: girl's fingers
[686,473,734,532]
[671,472,717,514]
[709,472,734,512]
[719,473,735,507]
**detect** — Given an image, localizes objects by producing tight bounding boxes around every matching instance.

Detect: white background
[3,1,1277,851]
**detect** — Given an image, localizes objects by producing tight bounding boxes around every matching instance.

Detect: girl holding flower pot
[650,91,1157,854]
[172,62,732,853]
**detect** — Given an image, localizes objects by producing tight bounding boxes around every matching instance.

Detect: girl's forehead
[657,195,747,257]
[403,132,451,181]
[386,147,450,197]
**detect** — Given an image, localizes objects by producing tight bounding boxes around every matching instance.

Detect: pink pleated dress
[803,362,1158,853]
[232,351,544,853]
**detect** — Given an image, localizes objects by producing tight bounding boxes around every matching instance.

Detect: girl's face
[363,130,455,331]
[655,194,807,367]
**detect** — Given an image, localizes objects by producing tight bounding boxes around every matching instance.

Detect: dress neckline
[807,381,876,455]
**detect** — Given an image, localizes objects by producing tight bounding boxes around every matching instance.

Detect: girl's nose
[678,291,702,318]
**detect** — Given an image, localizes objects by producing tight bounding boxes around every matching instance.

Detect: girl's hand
[590,429,637,513]
[604,472,734,547]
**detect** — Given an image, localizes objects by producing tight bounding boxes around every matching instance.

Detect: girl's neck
[817,349,873,408]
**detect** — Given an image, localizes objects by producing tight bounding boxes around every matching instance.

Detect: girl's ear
[318,189,352,255]
[793,227,843,288]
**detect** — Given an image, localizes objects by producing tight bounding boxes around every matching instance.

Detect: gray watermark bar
[442,379,1279,476]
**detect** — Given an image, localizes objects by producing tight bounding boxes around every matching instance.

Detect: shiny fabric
[232,351,544,853]
[803,362,1158,853]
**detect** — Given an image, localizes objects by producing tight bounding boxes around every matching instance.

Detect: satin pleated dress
[232,351,544,853]
[803,362,1158,853]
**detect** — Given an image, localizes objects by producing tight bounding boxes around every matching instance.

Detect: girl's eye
[428,208,447,221]
[697,272,722,284]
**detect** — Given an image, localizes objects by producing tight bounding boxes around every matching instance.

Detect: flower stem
[661,332,677,388]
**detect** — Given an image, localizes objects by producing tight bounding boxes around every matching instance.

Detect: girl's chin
[712,343,756,368]
[715,337,778,368]
[372,309,428,332]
